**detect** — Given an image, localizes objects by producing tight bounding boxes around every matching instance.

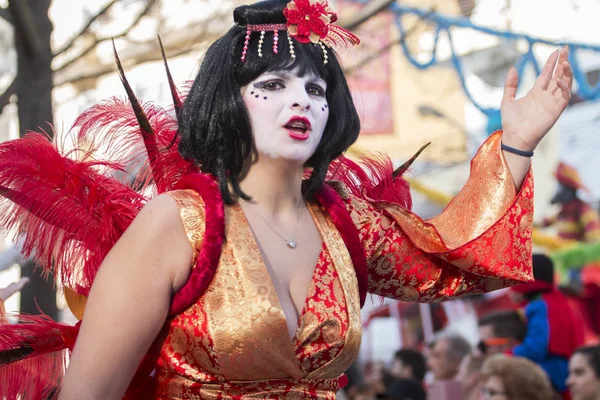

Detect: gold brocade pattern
[344,131,534,303]
[155,370,340,400]
[200,203,300,381]
[381,131,517,253]
[166,190,206,261]
[155,200,360,399]
[303,205,361,380]
[426,131,516,249]
[158,190,220,382]
[294,249,348,374]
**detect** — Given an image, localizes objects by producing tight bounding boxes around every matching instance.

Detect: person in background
[456,354,485,400]
[388,349,426,384]
[375,378,425,400]
[567,345,600,400]
[343,363,364,399]
[541,162,600,344]
[509,254,584,397]
[541,162,600,243]
[478,309,527,356]
[480,354,555,400]
[427,335,471,381]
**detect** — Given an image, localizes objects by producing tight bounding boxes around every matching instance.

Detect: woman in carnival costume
[0,0,573,398]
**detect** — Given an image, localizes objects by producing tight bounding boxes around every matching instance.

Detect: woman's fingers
[562,60,574,90]
[535,50,560,91]
[555,78,569,95]
[502,66,519,103]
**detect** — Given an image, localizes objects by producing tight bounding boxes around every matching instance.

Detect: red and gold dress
[151,132,533,399]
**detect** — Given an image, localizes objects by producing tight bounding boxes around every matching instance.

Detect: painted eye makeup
[254,80,285,91]
[307,84,325,97]
[252,77,326,98]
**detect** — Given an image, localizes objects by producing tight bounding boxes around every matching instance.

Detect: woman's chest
[245,206,324,339]
[158,204,362,381]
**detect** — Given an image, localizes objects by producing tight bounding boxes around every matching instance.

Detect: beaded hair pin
[240,0,360,64]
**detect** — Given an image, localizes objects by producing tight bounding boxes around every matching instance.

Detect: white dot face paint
[241,68,329,164]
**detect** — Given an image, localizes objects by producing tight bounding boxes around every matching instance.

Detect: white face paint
[241,69,329,164]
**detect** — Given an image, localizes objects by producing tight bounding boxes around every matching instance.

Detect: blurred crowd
[343,320,600,400]
[341,253,600,400]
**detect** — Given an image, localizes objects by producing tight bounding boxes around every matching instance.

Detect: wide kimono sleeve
[343,131,534,302]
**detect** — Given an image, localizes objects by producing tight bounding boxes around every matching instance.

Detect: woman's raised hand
[500,46,573,152]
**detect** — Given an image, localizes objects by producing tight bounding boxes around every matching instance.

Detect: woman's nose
[291,102,311,111]
[289,84,311,111]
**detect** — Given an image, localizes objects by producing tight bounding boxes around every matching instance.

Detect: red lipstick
[284,116,311,141]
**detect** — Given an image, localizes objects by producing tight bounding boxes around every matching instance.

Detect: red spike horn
[112,39,165,191]
[158,35,183,117]
[393,142,431,178]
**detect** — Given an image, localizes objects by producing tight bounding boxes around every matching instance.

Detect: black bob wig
[178,0,361,204]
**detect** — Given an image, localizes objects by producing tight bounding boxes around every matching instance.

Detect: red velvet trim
[316,184,368,308]
[169,173,225,315]
[511,281,554,294]
[338,374,349,389]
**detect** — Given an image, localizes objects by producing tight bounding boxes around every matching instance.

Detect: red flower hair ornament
[240,0,359,63]
[283,0,360,47]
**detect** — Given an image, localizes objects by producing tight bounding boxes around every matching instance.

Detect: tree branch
[54,21,224,87]
[54,0,157,73]
[344,9,435,75]
[0,7,13,25]
[340,0,396,31]
[56,45,199,87]
[0,78,17,114]
[53,0,120,58]
[7,0,42,56]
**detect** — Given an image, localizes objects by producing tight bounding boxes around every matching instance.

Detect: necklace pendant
[286,239,297,249]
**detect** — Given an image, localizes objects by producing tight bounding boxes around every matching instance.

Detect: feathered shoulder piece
[325,143,431,210]
[0,40,198,398]
[0,41,194,300]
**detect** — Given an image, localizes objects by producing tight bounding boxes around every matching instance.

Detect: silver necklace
[241,197,304,249]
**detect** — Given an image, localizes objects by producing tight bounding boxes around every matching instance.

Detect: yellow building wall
[349,0,469,164]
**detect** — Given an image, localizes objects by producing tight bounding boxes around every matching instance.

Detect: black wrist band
[501,142,534,158]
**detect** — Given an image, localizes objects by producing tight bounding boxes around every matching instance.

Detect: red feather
[71,97,194,195]
[327,153,412,210]
[0,53,195,296]
[0,351,66,400]
[0,314,78,400]
[0,133,145,295]
[0,47,202,396]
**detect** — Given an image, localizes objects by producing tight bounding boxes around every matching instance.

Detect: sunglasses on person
[477,337,511,354]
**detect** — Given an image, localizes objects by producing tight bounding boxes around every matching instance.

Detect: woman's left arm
[352,48,572,302]
[347,150,534,303]
[501,47,572,189]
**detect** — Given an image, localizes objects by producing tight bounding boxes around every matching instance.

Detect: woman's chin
[257,150,315,165]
